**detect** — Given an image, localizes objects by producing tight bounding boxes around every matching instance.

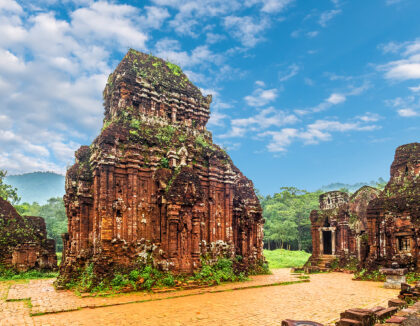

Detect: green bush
[353,268,385,282]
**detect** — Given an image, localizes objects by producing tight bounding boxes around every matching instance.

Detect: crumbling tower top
[103,49,212,130]
[319,191,349,210]
[390,142,420,186]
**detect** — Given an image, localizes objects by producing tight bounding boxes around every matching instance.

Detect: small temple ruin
[305,187,381,271]
[306,143,419,272]
[57,49,264,285]
[0,197,57,272]
[366,143,420,271]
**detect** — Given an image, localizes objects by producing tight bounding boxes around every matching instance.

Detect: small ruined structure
[305,187,381,271]
[0,197,57,271]
[305,143,419,272]
[366,143,420,271]
[57,49,264,285]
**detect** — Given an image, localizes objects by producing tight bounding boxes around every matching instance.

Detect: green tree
[0,169,20,204]
[261,187,321,252]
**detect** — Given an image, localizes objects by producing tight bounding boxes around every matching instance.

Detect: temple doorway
[323,230,332,255]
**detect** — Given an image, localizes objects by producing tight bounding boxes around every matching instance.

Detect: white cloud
[397,108,419,117]
[319,9,341,27]
[258,0,294,13]
[0,0,22,13]
[220,107,297,138]
[385,95,420,118]
[0,1,164,174]
[154,38,222,68]
[307,31,319,38]
[206,32,225,44]
[379,39,420,81]
[385,63,420,80]
[279,64,299,82]
[261,118,378,152]
[141,6,170,29]
[296,83,370,116]
[208,111,228,127]
[358,113,381,122]
[327,93,346,104]
[244,87,278,107]
[409,85,420,92]
[70,1,148,49]
[224,15,269,47]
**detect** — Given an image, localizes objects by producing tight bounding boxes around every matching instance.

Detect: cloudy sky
[0,0,419,194]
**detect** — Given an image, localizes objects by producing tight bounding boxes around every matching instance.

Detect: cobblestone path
[0,270,398,326]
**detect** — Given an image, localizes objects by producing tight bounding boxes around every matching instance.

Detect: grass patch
[57,252,62,266]
[0,265,58,281]
[264,249,311,269]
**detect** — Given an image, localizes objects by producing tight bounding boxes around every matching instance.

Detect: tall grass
[264,249,310,269]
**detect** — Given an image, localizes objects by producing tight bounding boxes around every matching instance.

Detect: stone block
[336,318,362,326]
[340,309,374,326]
[385,316,406,324]
[388,299,408,309]
[282,320,323,326]
[375,307,398,320]
[384,275,407,289]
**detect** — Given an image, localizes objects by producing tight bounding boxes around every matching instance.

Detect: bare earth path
[0,269,398,326]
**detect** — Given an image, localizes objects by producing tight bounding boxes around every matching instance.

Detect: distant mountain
[319,177,387,193]
[5,172,65,204]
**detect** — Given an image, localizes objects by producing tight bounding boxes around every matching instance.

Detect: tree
[0,169,20,204]
[261,187,321,252]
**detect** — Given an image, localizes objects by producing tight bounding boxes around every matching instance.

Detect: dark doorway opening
[323,230,332,255]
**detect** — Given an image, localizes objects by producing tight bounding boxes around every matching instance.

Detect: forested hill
[320,178,387,193]
[5,172,65,204]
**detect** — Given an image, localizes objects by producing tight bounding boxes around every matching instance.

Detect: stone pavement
[0,270,399,326]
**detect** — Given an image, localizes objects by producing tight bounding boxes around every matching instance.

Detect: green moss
[166,62,182,76]
[195,135,210,149]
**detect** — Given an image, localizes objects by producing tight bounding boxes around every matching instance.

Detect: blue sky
[0,0,419,195]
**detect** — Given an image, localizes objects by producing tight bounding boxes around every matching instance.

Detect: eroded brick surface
[306,143,419,272]
[58,50,265,285]
[0,198,57,272]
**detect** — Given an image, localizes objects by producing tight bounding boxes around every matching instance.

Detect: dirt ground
[0,269,398,326]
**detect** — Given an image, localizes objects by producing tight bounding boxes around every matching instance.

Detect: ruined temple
[0,197,57,272]
[305,143,420,272]
[305,187,381,271]
[57,49,264,284]
[366,143,420,271]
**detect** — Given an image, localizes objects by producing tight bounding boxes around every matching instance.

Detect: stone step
[336,318,362,326]
[375,307,398,320]
[340,309,374,325]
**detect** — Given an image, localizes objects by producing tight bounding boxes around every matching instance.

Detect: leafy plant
[160,157,169,168]
[166,62,182,76]
[0,170,20,204]
[195,135,210,149]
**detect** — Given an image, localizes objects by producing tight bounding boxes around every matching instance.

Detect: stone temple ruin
[306,143,419,272]
[305,187,381,271]
[57,49,264,285]
[366,142,420,271]
[0,197,57,272]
